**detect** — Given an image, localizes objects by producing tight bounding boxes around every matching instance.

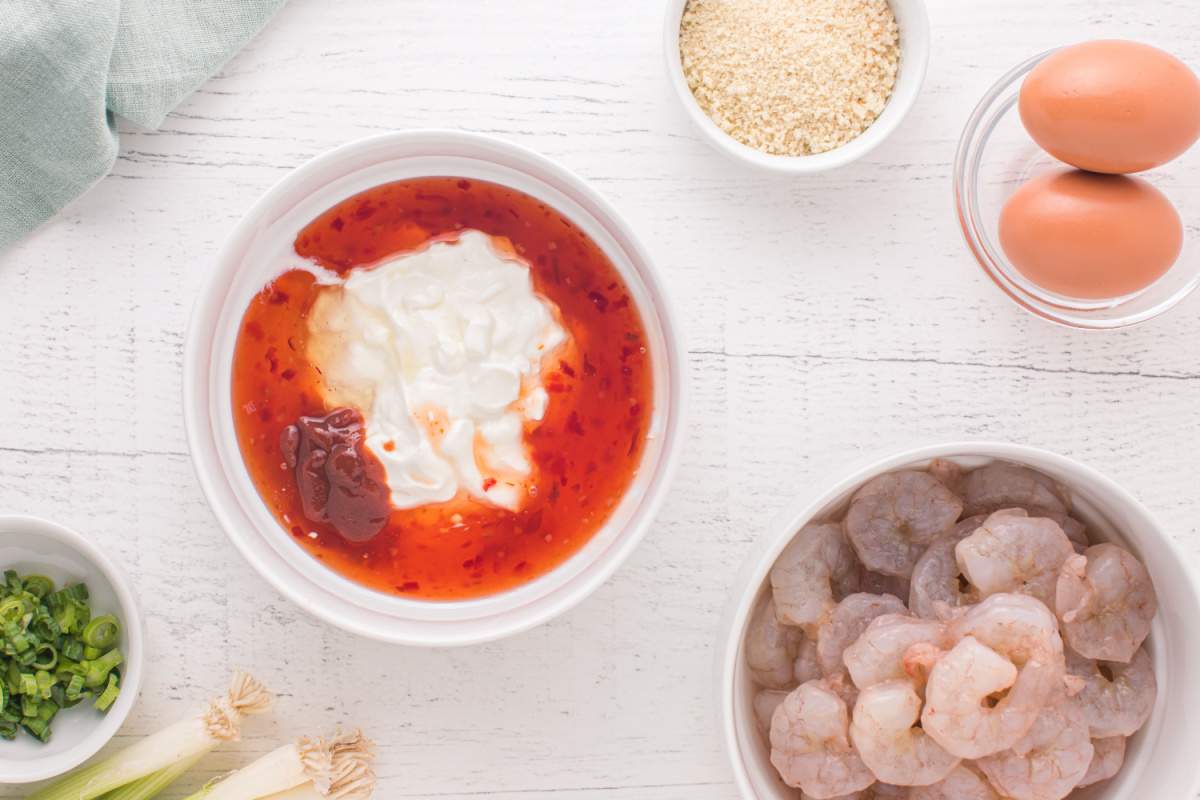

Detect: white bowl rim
[0,513,145,783]
[662,0,932,174]
[715,440,1200,799]
[183,129,688,647]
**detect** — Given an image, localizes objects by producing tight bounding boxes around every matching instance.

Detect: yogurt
[305,230,567,510]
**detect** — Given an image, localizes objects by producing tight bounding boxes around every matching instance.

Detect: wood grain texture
[2,0,1199,796]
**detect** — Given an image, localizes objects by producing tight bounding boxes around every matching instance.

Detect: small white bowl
[184,130,687,647]
[663,0,931,173]
[718,442,1200,799]
[0,515,144,783]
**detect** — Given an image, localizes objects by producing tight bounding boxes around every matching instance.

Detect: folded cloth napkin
[0,0,285,250]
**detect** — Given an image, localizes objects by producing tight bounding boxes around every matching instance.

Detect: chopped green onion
[0,571,125,743]
[22,575,55,599]
[33,643,57,671]
[47,583,88,606]
[0,597,25,623]
[83,615,120,650]
[84,649,123,688]
[28,672,273,800]
[62,638,84,662]
[36,669,54,699]
[94,674,120,711]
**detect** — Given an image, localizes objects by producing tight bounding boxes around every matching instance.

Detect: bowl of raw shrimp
[718,442,1200,800]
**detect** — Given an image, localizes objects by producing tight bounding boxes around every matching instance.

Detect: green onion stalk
[184,730,375,800]
[29,672,273,800]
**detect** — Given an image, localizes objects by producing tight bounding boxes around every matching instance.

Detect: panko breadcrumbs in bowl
[664,0,930,173]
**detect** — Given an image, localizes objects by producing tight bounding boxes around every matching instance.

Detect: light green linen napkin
[0,0,285,250]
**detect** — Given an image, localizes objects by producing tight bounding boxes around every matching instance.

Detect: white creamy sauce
[305,230,567,511]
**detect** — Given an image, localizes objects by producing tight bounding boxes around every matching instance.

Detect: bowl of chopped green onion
[0,515,143,783]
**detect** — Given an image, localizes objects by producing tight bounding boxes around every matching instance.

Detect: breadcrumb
[679,0,901,156]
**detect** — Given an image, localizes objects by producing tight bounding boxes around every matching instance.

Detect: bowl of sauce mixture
[186,132,685,644]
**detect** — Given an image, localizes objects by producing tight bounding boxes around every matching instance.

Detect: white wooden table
[3,1,1199,796]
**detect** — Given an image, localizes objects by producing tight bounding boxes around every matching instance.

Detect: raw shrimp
[849,679,961,786]
[754,689,789,733]
[817,593,909,677]
[843,615,948,690]
[927,458,963,496]
[976,692,1093,800]
[908,765,999,800]
[860,568,911,603]
[961,462,1070,517]
[923,595,1067,760]
[772,522,861,631]
[1056,543,1157,663]
[844,471,963,578]
[955,509,1074,607]
[922,636,1030,759]
[1065,647,1156,738]
[803,786,909,800]
[746,597,803,688]
[795,636,822,684]
[770,680,877,799]
[1077,736,1125,788]
[1042,511,1088,550]
[908,516,987,619]
[946,593,1064,671]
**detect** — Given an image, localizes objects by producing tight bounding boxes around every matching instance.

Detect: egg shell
[1019,40,1200,174]
[998,170,1183,300]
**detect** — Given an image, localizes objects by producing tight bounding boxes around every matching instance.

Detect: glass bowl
[954,49,1200,328]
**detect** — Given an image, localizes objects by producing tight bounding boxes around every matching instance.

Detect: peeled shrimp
[795,636,822,684]
[772,522,861,631]
[908,765,999,800]
[940,594,1065,750]
[1077,736,1125,788]
[922,636,1029,759]
[860,568,911,604]
[946,593,1065,672]
[817,593,908,677]
[927,458,963,496]
[975,692,1093,800]
[770,680,877,799]
[1042,511,1088,551]
[849,679,961,786]
[1056,543,1157,663]
[961,462,1070,517]
[803,786,909,800]
[1065,647,1156,738]
[956,509,1074,608]
[754,689,789,734]
[844,471,962,578]
[746,597,803,689]
[908,516,986,619]
[843,615,948,690]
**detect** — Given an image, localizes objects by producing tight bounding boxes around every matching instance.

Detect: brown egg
[1019,40,1200,174]
[998,170,1183,299]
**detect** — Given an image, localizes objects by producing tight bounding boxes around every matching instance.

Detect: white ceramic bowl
[0,515,144,783]
[718,442,1200,799]
[184,130,686,647]
[663,0,931,173]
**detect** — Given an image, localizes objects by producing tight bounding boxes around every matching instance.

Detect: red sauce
[231,177,653,600]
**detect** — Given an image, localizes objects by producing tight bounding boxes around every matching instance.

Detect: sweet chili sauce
[231,177,653,600]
